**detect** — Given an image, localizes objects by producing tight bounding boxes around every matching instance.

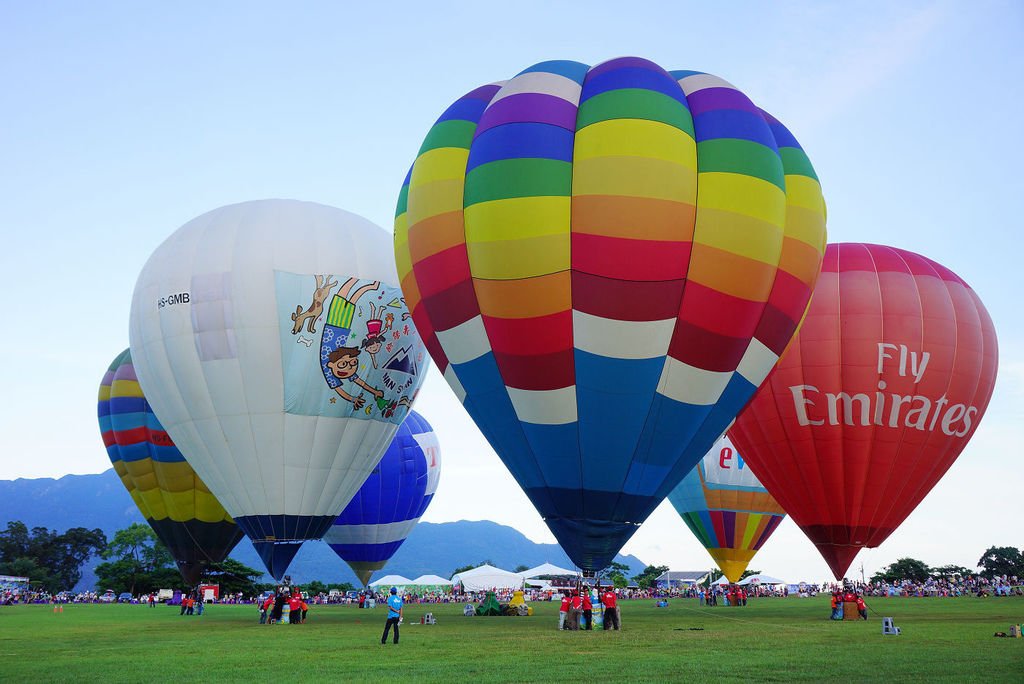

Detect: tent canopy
[738,574,786,586]
[368,574,413,588]
[451,564,523,591]
[712,575,731,585]
[410,574,453,586]
[518,562,577,579]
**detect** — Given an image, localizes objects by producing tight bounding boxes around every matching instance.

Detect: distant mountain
[0,470,647,590]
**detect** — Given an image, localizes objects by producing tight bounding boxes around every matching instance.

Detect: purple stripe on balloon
[685,87,760,117]
[117,364,139,382]
[587,56,664,79]
[475,93,578,137]
[100,370,116,386]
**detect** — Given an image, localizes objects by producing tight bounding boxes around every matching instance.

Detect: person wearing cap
[381,587,403,644]
[558,591,570,630]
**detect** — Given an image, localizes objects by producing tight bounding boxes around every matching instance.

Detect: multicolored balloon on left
[98,349,243,585]
[667,435,785,583]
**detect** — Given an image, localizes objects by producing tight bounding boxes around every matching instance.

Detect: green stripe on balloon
[779,147,819,180]
[418,119,477,154]
[464,158,572,206]
[575,88,695,135]
[696,138,786,190]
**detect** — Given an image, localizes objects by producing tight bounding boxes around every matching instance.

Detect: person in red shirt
[288,592,302,624]
[260,594,274,624]
[855,595,868,620]
[601,588,619,631]
[582,590,593,630]
[558,592,570,630]
[567,590,582,631]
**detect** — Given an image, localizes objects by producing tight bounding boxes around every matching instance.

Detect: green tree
[977,546,1024,579]
[0,520,105,593]
[94,523,174,595]
[632,564,669,589]
[931,564,973,581]
[871,557,931,583]
[513,564,529,573]
[596,561,630,588]
[200,558,264,596]
[739,569,761,581]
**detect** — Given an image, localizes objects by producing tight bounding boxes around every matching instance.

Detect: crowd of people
[827,575,1022,599]
[258,585,309,624]
[556,585,620,631]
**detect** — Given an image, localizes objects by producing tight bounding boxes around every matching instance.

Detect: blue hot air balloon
[323,412,440,585]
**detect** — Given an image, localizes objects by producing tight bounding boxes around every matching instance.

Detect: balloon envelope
[394,57,827,569]
[730,243,998,579]
[98,349,243,585]
[129,200,428,579]
[668,436,785,582]
[323,411,440,586]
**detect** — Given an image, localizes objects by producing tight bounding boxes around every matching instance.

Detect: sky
[1,1,1021,584]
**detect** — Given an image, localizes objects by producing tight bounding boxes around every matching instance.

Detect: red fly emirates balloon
[730,243,997,579]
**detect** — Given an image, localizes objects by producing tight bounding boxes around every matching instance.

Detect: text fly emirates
[788,343,979,437]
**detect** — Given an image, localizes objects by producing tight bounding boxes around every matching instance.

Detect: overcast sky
[1,1,1020,583]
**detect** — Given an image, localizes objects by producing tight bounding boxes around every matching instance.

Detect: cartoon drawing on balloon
[324,346,384,410]
[276,270,427,422]
[290,274,338,335]
[360,303,394,368]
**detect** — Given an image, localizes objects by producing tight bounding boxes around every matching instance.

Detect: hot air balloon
[323,411,440,586]
[667,435,785,582]
[730,243,998,579]
[394,57,827,570]
[129,200,428,579]
[98,349,243,585]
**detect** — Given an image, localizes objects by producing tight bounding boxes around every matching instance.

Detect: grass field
[1,596,1021,682]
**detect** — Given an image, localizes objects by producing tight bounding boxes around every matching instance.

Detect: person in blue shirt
[381,587,403,644]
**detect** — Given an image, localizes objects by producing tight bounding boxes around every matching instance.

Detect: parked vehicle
[99,590,116,603]
[117,592,133,603]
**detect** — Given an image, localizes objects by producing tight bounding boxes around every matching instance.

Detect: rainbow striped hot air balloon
[323,411,440,586]
[394,57,827,570]
[98,349,243,585]
[668,436,786,582]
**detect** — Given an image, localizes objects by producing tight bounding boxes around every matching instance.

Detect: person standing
[582,590,593,630]
[566,590,582,631]
[601,587,619,631]
[288,592,302,625]
[558,592,570,630]
[381,587,403,644]
[259,593,273,624]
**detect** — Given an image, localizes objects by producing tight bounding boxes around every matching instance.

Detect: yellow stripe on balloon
[465,196,570,243]
[783,174,826,214]
[407,178,466,227]
[196,490,234,523]
[697,172,787,227]
[572,156,697,204]
[110,378,144,398]
[409,148,470,188]
[574,119,697,166]
[784,204,828,251]
[468,233,570,280]
[98,385,111,401]
[693,207,783,267]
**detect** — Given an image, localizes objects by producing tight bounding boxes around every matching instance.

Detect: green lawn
[1,596,1021,682]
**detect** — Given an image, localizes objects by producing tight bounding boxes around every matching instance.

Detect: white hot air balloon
[129,199,428,579]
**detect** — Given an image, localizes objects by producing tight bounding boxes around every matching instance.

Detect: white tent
[368,574,413,589]
[450,564,524,591]
[518,562,577,579]
[712,575,731,586]
[409,574,454,587]
[738,574,786,586]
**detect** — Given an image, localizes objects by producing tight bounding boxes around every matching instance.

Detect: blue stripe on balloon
[465,122,574,172]
[580,67,689,106]
[436,96,491,124]
[516,60,590,84]
[692,109,779,148]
